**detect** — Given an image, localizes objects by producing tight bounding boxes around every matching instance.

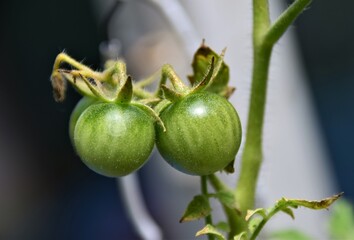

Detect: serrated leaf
[233,231,247,240]
[188,43,230,96]
[329,199,354,239]
[245,208,267,221]
[279,192,343,210]
[214,221,230,232]
[281,207,295,220]
[248,217,262,234]
[270,229,313,240]
[180,195,211,223]
[196,224,225,240]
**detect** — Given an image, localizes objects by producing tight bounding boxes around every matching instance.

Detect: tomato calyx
[159,44,234,106]
[50,53,165,130]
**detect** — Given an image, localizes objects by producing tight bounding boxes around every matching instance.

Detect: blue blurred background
[0,0,353,239]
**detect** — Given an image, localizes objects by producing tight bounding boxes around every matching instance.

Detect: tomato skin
[156,92,242,176]
[69,97,98,144]
[73,103,155,177]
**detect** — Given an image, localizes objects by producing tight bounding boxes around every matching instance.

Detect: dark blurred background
[0,0,353,239]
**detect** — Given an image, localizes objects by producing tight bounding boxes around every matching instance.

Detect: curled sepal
[153,99,171,116]
[223,159,235,174]
[245,208,267,221]
[188,42,231,96]
[191,56,215,93]
[116,76,133,103]
[179,195,211,223]
[138,97,161,106]
[233,232,247,240]
[161,84,183,102]
[221,86,236,99]
[50,72,67,102]
[196,224,225,240]
[74,72,112,102]
[58,71,95,98]
[131,102,166,132]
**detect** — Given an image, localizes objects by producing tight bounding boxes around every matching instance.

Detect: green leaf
[214,221,230,232]
[329,199,354,239]
[245,208,267,221]
[233,231,247,240]
[196,224,225,240]
[188,42,231,97]
[213,190,239,212]
[270,229,313,240]
[247,194,342,240]
[277,192,343,210]
[180,195,212,223]
[281,207,295,220]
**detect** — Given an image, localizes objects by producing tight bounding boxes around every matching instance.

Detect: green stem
[208,174,239,239]
[201,176,213,240]
[264,0,312,47]
[233,0,311,235]
[249,206,281,240]
[133,86,154,99]
[234,0,271,233]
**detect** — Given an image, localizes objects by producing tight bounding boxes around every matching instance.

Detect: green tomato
[156,92,242,176]
[73,102,155,177]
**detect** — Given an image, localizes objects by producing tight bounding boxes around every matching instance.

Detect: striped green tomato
[72,102,155,177]
[156,92,242,176]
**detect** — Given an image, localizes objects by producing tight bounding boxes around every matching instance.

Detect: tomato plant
[156,91,241,176]
[49,2,343,237]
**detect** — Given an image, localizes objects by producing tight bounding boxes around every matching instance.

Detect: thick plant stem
[233,0,271,233]
[233,0,312,235]
[234,44,273,234]
[201,176,213,240]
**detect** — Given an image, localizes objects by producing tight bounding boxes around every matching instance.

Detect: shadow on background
[292,0,354,199]
[0,0,353,239]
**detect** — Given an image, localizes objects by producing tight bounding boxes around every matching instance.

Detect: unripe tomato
[73,103,155,177]
[156,92,242,176]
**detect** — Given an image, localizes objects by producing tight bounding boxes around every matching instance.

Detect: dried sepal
[50,72,67,102]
